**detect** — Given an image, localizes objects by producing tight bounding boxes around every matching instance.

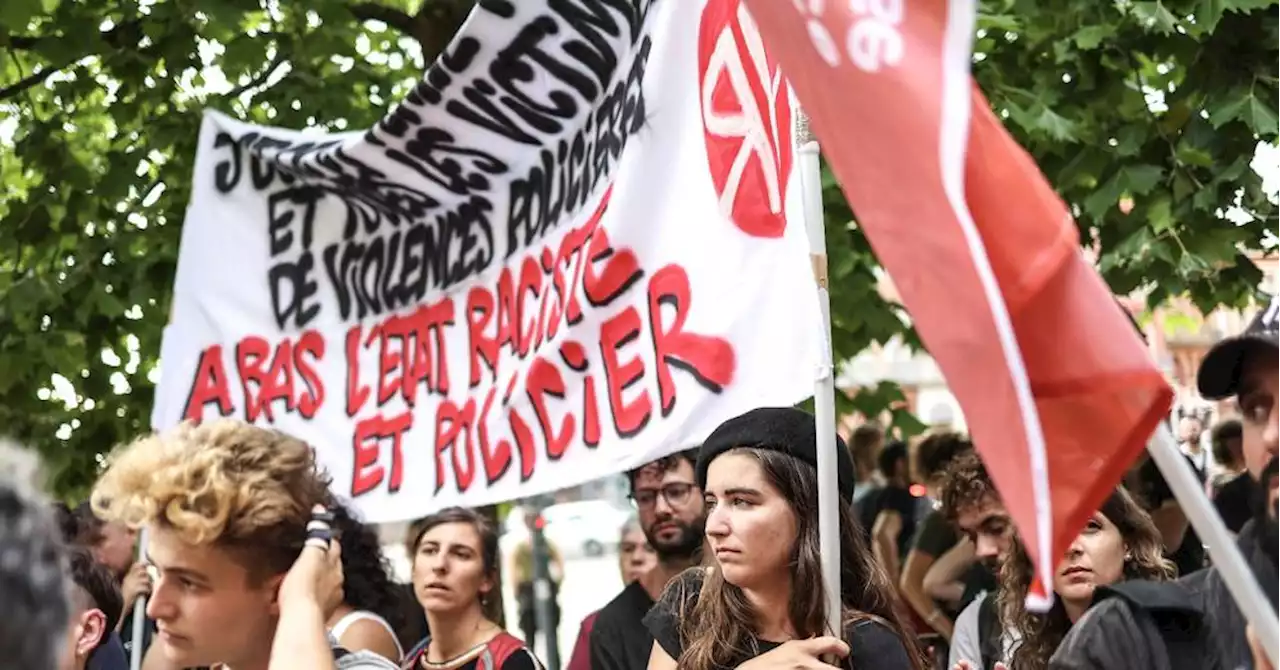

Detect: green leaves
[1208,86,1280,135]
[1071,24,1115,50]
[0,0,447,499]
[1130,2,1179,34]
[1194,0,1231,33]
[1083,164,1166,219]
[0,0,47,32]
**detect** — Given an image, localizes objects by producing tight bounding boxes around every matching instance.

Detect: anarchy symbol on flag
[698,0,794,239]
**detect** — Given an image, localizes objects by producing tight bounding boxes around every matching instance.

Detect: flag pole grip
[1146,423,1277,666]
[129,528,147,670]
[796,110,842,642]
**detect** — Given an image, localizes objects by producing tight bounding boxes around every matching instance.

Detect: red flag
[742,0,1173,606]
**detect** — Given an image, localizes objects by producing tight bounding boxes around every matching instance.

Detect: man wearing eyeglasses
[588,448,706,670]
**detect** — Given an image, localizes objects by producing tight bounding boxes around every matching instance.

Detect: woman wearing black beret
[643,407,924,670]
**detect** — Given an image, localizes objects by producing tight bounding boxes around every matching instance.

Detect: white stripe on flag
[937,0,1055,612]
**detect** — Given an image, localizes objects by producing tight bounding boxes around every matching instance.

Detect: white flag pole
[129,529,147,670]
[1146,423,1278,666]
[796,109,842,639]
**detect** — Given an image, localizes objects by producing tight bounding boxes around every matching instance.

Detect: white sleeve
[948,594,986,667]
[335,649,401,670]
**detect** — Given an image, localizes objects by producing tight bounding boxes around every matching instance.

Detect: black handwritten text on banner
[154,0,820,522]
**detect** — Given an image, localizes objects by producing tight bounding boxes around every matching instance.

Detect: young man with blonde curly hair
[92,419,396,670]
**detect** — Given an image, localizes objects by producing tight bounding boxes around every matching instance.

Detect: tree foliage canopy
[1,0,1275,498]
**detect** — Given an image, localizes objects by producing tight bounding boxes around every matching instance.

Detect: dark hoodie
[1049,515,1278,670]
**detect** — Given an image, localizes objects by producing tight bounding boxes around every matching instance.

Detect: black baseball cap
[1197,297,1279,400]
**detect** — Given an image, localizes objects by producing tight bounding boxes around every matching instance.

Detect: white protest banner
[154,0,821,522]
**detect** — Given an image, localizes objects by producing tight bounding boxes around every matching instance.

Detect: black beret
[696,407,856,500]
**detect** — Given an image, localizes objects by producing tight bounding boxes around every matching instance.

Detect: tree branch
[345,0,473,63]
[227,51,287,99]
[347,2,417,35]
[4,34,43,49]
[410,0,473,62]
[0,57,77,101]
[0,19,144,102]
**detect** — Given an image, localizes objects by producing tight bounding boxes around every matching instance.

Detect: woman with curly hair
[328,503,410,664]
[995,486,1174,670]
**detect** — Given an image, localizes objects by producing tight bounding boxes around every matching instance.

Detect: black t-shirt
[1137,456,1206,575]
[454,649,539,670]
[910,509,958,559]
[642,569,914,670]
[588,580,656,670]
[118,610,155,663]
[87,632,129,670]
[859,485,918,560]
[908,509,966,618]
[1213,472,1254,534]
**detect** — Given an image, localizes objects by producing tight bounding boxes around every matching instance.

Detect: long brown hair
[998,486,1174,670]
[674,447,925,670]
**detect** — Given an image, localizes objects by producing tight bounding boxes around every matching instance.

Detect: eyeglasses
[629,482,697,509]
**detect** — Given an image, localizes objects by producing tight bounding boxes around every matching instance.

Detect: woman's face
[703,453,797,591]
[618,527,656,584]
[1053,511,1126,610]
[411,522,492,615]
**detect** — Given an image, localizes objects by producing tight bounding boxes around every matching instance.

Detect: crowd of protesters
[0,301,1274,670]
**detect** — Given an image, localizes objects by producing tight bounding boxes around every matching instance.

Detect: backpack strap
[481,632,536,670]
[402,636,432,670]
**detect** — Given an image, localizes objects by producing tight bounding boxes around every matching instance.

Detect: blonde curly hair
[91,419,332,582]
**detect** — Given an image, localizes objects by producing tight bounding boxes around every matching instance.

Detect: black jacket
[1050,518,1278,669]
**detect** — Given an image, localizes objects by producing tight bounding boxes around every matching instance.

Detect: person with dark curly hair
[328,503,409,664]
[996,487,1173,670]
[936,450,1015,670]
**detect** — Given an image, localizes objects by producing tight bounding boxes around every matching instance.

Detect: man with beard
[1051,297,1279,670]
[588,448,705,670]
[939,451,1016,670]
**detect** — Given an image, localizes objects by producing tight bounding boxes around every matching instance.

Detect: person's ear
[75,609,108,658]
[266,573,287,614]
